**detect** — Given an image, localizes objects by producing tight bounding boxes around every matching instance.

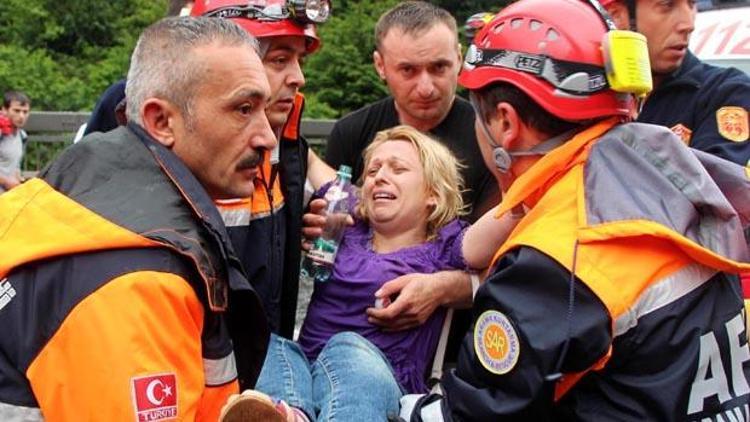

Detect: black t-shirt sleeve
[442,246,611,420]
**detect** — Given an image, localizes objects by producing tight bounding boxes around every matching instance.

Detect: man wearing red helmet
[191,0,329,339]
[399,0,750,419]
[600,0,750,166]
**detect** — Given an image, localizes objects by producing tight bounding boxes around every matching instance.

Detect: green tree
[0,0,166,111]
[303,0,400,118]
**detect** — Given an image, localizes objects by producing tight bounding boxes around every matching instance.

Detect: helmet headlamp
[203,0,331,25]
[290,0,331,24]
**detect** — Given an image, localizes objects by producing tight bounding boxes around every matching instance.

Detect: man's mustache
[236,149,265,171]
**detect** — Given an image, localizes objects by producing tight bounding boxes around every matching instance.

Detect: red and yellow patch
[670,123,693,145]
[474,310,520,375]
[716,106,749,143]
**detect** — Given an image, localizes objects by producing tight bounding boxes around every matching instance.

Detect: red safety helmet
[459,0,633,121]
[190,0,326,53]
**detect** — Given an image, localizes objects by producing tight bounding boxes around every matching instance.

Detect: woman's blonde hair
[357,125,466,239]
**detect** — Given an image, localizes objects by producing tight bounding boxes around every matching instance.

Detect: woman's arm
[462,206,522,269]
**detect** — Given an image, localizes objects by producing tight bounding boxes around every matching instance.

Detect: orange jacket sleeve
[25,270,237,421]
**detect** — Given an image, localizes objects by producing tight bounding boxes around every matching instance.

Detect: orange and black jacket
[216,93,308,337]
[442,121,750,420]
[0,124,269,421]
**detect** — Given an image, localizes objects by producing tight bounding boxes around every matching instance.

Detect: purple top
[298,188,469,393]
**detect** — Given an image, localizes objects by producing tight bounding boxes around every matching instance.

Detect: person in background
[463,11,494,46]
[601,0,750,165]
[0,90,30,193]
[0,17,273,420]
[400,0,750,419]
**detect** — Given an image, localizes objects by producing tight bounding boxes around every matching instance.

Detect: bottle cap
[337,165,352,178]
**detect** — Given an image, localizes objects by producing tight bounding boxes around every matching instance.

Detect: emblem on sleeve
[716,106,749,142]
[474,310,520,375]
[131,373,178,421]
[669,123,692,145]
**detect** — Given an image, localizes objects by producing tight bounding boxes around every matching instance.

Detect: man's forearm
[437,270,473,309]
[307,149,336,191]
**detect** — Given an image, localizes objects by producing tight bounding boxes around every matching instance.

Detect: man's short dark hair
[3,91,30,109]
[375,1,458,51]
[475,83,582,137]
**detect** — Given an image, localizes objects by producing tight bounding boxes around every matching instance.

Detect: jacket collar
[497,118,619,217]
[126,123,251,310]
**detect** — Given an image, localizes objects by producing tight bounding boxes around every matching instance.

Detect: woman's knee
[317,332,399,389]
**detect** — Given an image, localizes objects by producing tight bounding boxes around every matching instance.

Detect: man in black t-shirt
[325,1,499,356]
[326,3,498,224]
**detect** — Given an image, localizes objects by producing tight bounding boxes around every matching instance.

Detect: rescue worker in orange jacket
[0,17,275,421]
[190,0,329,337]
[399,0,750,419]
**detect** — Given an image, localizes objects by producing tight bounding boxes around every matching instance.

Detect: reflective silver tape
[218,208,251,227]
[0,402,43,422]
[203,352,238,386]
[614,263,717,337]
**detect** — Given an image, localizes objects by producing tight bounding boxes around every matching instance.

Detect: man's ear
[373,50,386,80]
[141,98,178,148]
[606,2,630,30]
[494,102,522,150]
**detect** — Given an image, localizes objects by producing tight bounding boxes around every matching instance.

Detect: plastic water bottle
[303,165,353,282]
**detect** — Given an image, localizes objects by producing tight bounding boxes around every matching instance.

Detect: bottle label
[308,238,339,265]
[324,185,350,203]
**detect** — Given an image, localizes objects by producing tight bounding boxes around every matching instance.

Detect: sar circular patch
[474,310,520,375]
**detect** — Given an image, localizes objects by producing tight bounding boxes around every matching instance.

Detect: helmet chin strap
[475,115,578,173]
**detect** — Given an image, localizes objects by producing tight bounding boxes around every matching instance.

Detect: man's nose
[251,113,277,151]
[415,71,435,97]
[675,0,696,34]
[288,60,306,89]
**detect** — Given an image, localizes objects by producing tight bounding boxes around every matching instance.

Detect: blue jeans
[256,332,403,421]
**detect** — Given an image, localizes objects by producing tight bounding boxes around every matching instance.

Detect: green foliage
[303,0,399,118]
[0,0,166,111]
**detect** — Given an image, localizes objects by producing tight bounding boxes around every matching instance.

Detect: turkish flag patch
[131,373,178,421]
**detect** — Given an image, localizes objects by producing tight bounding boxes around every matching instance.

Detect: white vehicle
[689,5,750,74]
